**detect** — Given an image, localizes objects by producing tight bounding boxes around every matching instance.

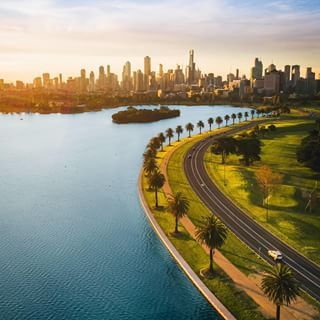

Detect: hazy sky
[0,0,319,82]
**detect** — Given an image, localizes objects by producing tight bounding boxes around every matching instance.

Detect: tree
[175,125,183,142]
[143,147,156,162]
[148,137,161,151]
[197,120,205,134]
[148,169,165,208]
[237,112,243,123]
[261,264,300,320]
[297,131,320,173]
[255,165,283,221]
[237,137,262,166]
[185,122,194,138]
[215,116,223,129]
[168,192,190,233]
[143,157,158,177]
[257,109,262,118]
[208,117,214,131]
[210,137,237,164]
[158,132,166,151]
[244,111,249,121]
[251,109,255,120]
[224,114,230,126]
[166,128,174,146]
[196,215,228,274]
[231,113,237,125]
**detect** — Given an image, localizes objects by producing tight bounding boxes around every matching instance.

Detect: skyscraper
[98,66,105,91]
[250,58,263,81]
[144,56,151,90]
[89,71,95,92]
[291,65,300,86]
[42,73,50,89]
[122,61,132,92]
[284,65,290,90]
[80,69,87,93]
[186,49,195,85]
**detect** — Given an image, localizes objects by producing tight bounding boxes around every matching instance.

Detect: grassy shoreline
[141,127,269,320]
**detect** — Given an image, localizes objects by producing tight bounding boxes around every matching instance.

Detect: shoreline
[137,169,236,320]
[0,101,266,115]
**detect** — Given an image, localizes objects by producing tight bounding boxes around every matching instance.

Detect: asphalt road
[184,121,320,301]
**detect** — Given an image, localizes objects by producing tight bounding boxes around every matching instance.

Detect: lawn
[204,119,320,265]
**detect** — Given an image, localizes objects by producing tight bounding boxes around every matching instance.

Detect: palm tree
[158,132,166,151]
[231,113,237,125]
[168,192,190,233]
[197,120,205,134]
[208,117,214,131]
[175,125,183,142]
[143,147,156,162]
[143,157,158,177]
[224,114,230,126]
[166,128,174,146]
[251,109,255,120]
[185,122,194,138]
[148,137,161,151]
[244,111,249,121]
[237,112,243,123]
[148,169,165,208]
[257,109,262,118]
[196,215,228,274]
[261,264,300,320]
[215,116,223,129]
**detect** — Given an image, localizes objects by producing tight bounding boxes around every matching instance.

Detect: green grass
[142,171,268,320]
[204,119,320,265]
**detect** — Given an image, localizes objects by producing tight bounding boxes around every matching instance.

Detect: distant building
[264,70,280,95]
[291,65,300,87]
[42,73,50,89]
[33,77,42,89]
[89,71,95,92]
[144,56,151,90]
[250,58,263,81]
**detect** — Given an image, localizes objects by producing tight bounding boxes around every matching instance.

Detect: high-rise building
[186,49,196,85]
[264,70,280,95]
[33,77,42,89]
[250,58,263,81]
[291,65,300,86]
[306,67,316,95]
[80,69,87,93]
[98,66,105,91]
[59,73,63,89]
[89,71,95,92]
[236,69,239,80]
[144,56,151,90]
[174,65,184,85]
[122,61,132,92]
[158,64,164,78]
[42,73,50,89]
[284,65,290,90]
[134,69,144,92]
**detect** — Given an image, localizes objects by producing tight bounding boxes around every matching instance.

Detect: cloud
[0,0,319,81]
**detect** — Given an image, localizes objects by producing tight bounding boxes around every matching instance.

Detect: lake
[0,105,252,319]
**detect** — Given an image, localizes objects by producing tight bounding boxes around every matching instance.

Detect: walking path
[160,131,319,320]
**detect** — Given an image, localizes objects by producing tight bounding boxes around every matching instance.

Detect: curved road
[184,122,320,301]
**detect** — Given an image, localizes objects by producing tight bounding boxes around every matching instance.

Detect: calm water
[0,105,252,320]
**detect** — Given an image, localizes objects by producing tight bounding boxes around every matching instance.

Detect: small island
[112,106,180,124]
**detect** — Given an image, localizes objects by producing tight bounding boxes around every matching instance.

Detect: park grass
[204,118,320,265]
[142,165,268,320]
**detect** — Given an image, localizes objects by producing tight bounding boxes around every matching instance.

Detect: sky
[0,0,320,82]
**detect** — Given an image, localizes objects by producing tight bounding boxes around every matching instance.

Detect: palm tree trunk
[188,130,191,138]
[178,134,180,142]
[276,305,280,320]
[155,188,158,207]
[209,124,211,131]
[209,248,214,273]
[175,216,178,233]
[169,137,171,146]
[161,143,163,151]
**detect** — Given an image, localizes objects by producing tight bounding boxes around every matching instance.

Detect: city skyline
[0,0,320,82]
